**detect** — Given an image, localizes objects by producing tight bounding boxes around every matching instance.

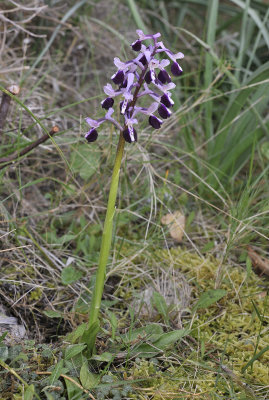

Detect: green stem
[87,132,125,342]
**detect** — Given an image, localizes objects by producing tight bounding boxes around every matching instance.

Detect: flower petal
[111,70,125,85]
[149,115,162,129]
[158,104,172,119]
[161,93,174,108]
[85,117,101,128]
[131,39,142,51]
[158,70,171,84]
[101,97,114,109]
[103,83,119,97]
[85,128,98,142]
[123,127,137,143]
[171,62,183,76]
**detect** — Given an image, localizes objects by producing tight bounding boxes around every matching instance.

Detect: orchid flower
[85,30,184,143]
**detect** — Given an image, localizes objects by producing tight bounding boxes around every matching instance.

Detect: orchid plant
[84,30,184,354]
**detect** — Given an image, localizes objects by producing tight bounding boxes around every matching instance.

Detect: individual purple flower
[101,97,114,110]
[111,70,125,85]
[85,128,98,142]
[160,93,174,108]
[156,41,184,77]
[149,115,163,129]
[158,103,172,119]
[171,62,183,76]
[85,30,184,143]
[123,113,138,142]
[158,69,171,84]
[131,39,142,51]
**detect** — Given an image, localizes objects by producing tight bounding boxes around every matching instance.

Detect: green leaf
[194,289,227,310]
[0,345,8,361]
[58,234,77,245]
[261,141,269,160]
[43,310,63,318]
[24,384,35,400]
[64,344,86,360]
[91,352,114,362]
[44,392,55,400]
[121,323,163,343]
[70,144,100,181]
[61,266,83,285]
[242,345,269,373]
[153,329,189,349]
[49,359,64,385]
[66,323,87,344]
[81,320,100,353]
[133,329,189,358]
[64,377,83,400]
[0,332,8,344]
[80,361,100,389]
[151,291,168,320]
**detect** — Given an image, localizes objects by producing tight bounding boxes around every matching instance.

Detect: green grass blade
[234,0,250,83]
[204,0,219,148]
[230,0,269,49]
[127,0,148,34]
[22,0,88,81]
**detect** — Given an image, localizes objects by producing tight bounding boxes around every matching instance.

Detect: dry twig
[0,84,20,136]
[0,126,59,170]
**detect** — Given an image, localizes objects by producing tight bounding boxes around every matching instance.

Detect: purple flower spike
[161,93,174,108]
[171,62,183,76]
[101,97,114,109]
[85,30,184,143]
[149,115,163,129]
[111,70,125,85]
[131,39,142,51]
[158,70,171,84]
[158,104,172,119]
[85,128,98,142]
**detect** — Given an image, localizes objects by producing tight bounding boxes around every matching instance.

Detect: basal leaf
[195,289,227,310]
[80,361,100,389]
[49,359,64,385]
[61,266,83,285]
[64,344,86,360]
[71,144,100,181]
